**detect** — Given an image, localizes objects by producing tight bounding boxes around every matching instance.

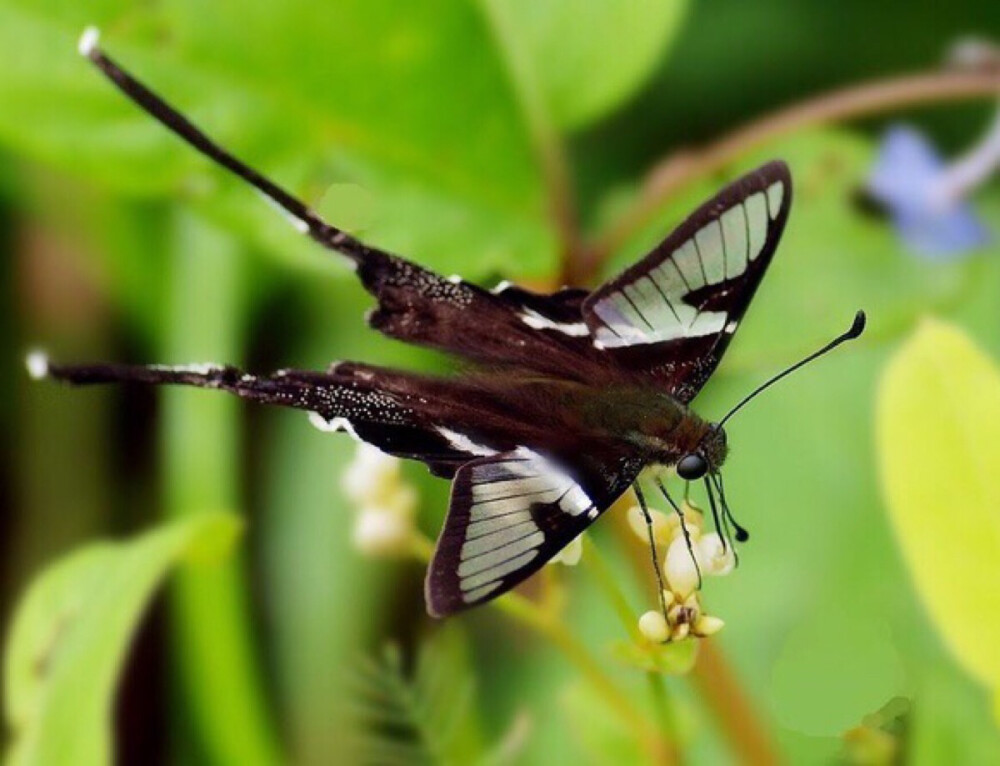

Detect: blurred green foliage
[3,1,1000,764]
[878,320,1000,729]
[4,514,241,765]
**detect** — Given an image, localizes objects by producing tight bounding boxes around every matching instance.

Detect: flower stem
[411,531,673,763]
[161,211,281,764]
[611,509,778,765]
[647,672,681,746]
[479,0,582,276]
[581,536,642,642]
[494,593,674,764]
[573,66,1000,283]
[690,641,779,766]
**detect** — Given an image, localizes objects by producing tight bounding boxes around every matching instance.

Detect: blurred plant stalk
[569,63,1000,284]
[609,504,780,766]
[161,212,281,764]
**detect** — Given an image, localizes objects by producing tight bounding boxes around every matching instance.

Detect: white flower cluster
[341,443,417,557]
[629,501,733,642]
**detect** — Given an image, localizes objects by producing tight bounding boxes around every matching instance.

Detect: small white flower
[352,506,412,556]
[549,534,583,566]
[343,444,419,558]
[25,350,50,380]
[631,493,733,642]
[664,534,703,597]
[697,532,736,576]
[341,443,402,506]
[638,610,670,643]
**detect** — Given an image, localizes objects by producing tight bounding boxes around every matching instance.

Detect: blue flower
[866,123,995,258]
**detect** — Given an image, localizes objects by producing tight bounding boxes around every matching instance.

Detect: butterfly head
[676,423,728,481]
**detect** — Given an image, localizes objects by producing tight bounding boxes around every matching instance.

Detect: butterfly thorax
[571,385,725,470]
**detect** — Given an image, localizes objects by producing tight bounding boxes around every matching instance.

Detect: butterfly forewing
[583,161,792,402]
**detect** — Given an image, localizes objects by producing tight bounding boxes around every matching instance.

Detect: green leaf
[494,0,689,130]
[877,319,1000,722]
[3,513,243,766]
[0,1,553,277]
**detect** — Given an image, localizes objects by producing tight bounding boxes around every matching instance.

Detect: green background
[3,1,999,764]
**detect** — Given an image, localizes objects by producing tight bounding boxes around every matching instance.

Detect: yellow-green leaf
[877,318,1000,721]
[487,0,689,130]
[3,513,243,766]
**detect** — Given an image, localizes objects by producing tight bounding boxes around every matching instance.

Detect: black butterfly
[36,30,864,618]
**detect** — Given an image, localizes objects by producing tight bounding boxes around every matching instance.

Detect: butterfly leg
[632,483,671,621]
[699,475,728,551]
[705,476,739,567]
[712,472,750,543]
[652,478,703,591]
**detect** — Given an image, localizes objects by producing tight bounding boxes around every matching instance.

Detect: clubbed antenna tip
[25,350,50,381]
[847,310,867,339]
[78,26,100,57]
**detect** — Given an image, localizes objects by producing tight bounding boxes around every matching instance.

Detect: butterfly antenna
[77,27,382,268]
[718,310,866,428]
[704,476,740,567]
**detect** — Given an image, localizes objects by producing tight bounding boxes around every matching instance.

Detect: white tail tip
[25,350,50,380]
[78,26,100,57]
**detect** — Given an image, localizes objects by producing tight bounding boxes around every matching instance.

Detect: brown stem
[480,0,583,283]
[610,508,780,765]
[690,641,780,766]
[571,67,1000,284]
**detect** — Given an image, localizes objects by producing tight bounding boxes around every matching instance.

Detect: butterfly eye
[676,453,708,480]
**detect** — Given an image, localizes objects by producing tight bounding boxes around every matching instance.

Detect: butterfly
[36,29,864,618]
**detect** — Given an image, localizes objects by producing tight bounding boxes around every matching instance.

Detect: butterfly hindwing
[426,447,642,616]
[583,161,792,401]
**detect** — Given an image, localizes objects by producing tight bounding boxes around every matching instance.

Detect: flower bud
[638,610,670,643]
[664,535,702,597]
[626,505,676,545]
[697,532,736,576]
[694,614,725,637]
